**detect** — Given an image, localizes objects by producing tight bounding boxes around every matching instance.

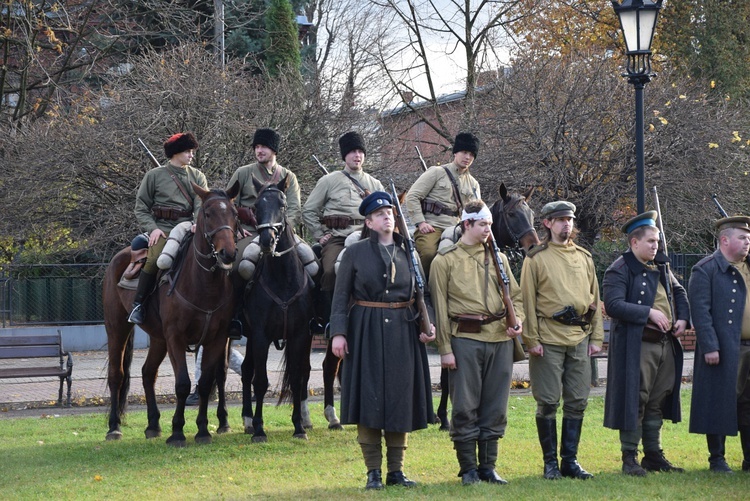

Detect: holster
[237,206,257,226]
[152,205,192,221]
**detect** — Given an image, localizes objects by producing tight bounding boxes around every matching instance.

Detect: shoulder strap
[442,166,463,211]
[342,171,368,199]
[166,166,194,209]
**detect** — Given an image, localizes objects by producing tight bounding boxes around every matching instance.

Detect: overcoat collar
[713,248,750,273]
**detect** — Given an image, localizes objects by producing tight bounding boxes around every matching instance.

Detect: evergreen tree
[264,0,302,77]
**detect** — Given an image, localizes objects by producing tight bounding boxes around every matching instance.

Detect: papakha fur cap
[164,132,199,158]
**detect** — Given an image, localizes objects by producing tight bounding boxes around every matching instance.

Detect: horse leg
[142,339,167,438]
[165,342,191,447]
[322,341,342,430]
[241,343,255,435]
[214,340,233,435]
[251,341,270,443]
[289,333,313,440]
[106,325,133,440]
[193,342,222,444]
[437,368,450,431]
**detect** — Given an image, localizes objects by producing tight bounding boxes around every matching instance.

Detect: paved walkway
[0,344,695,415]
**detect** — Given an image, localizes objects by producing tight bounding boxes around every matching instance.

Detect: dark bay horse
[242,176,315,442]
[103,182,240,446]
[434,183,540,430]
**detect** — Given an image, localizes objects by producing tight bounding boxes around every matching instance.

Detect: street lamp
[611,0,663,213]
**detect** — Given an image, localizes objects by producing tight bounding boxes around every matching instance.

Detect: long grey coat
[330,232,434,433]
[689,249,749,436]
[602,251,688,431]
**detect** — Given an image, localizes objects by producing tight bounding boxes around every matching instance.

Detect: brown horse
[434,183,541,430]
[103,182,240,446]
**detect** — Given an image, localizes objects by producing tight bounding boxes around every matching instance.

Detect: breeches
[143,236,167,274]
[320,236,346,291]
[529,339,591,419]
[638,337,676,423]
[414,230,442,279]
[448,337,513,442]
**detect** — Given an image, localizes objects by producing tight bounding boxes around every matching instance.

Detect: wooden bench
[0,331,74,406]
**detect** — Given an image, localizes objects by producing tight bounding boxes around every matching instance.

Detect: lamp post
[611,0,663,213]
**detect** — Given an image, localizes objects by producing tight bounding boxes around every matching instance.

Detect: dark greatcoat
[602,251,688,431]
[689,249,749,436]
[330,231,434,433]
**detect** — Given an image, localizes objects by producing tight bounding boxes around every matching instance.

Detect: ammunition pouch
[421,199,458,217]
[152,205,192,221]
[237,206,257,226]
[451,313,504,334]
[551,305,592,327]
[322,215,363,230]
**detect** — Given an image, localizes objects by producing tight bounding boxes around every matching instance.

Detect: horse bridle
[255,185,294,257]
[499,195,537,249]
[192,194,239,273]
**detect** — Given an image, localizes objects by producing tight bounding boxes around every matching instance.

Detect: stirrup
[128,303,144,324]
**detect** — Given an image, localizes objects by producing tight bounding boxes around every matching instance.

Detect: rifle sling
[442,166,463,212]
[342,171,368,199]
[166,165,195,211]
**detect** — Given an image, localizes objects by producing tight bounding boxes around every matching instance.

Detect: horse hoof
[105,431,122,441]
[195,435,213,445]
[217,426,231,435]
[252,435,268,443]
[145,429,162,439]
[244,426,255,435]
[293,433,308,440]
[166,437,187,448]
[328,423,343,431]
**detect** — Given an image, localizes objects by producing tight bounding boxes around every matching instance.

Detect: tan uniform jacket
[227,162,301,229]
[134,163,208,234]
[405,162,481,229]
[520,241,604,349]
[302,170,384,239]
[430,241,524,356]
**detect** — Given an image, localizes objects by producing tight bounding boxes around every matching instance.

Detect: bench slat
[0,335,62,347]
[0,366,70,379]
[0,345,62,359]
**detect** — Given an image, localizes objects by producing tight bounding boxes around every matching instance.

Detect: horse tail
[105,331,135,419]
[276,350,293,405]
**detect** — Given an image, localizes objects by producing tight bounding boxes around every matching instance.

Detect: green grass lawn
[1,392,749,500]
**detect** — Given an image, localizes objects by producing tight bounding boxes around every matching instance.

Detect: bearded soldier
[405,132,481,278]
[128,132,208,324]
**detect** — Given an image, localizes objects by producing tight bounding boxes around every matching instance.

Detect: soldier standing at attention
[520,201,603,480]
[405,132,481,278]
[602,211,688,476]
[302,131,385,319]
[128,132,207,324]
[430,199,524,486]
[689,215,750,473]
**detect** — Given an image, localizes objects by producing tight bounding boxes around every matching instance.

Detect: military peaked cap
[622,210,658,234]
[541,200,576,220]
[716,216,750,233]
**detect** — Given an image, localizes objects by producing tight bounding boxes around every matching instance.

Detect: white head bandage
[461,205,492,222]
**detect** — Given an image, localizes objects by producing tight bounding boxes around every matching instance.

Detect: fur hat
[339,131,367,160]
[252,128,280,153]
[163,132,199,158]
[452,132,479,158]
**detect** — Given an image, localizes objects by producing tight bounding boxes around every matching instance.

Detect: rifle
[487,231,521,332]
[414,146,428,172]
[138,138,160,168]
[652,186,676,324]
[712,194,729,218]
[312,155,329,176]
[389,178,432,336]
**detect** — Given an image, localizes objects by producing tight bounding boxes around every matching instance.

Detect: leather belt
[642,324,670,343]
[353,299,414,309]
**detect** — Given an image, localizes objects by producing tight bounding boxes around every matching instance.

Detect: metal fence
[0,253,711,327]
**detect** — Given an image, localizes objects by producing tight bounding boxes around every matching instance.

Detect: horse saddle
[118,248,148,290]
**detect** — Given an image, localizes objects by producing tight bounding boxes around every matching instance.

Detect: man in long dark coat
[330,191,435,490]
[603,211,688,476]
[689,215,750,473]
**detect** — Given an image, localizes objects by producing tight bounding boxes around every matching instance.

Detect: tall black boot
[128,270,157,324]
[560,418,594,480]
[536,417,562,479]
[740,426,750,471]
[477,439,507,484]
[707,434,733,473]
[454,441,480,485]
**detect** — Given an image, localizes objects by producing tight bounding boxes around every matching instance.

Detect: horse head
[192,181,240,272]
[491,183,540,254]
[253,175,289,255]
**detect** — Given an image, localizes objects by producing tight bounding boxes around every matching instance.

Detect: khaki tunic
[405,162,481,229]
[227,161,301,230]
[430,241,524,356]
[134,163,208,234]
[520,241,604,349]
[302,170,384,239]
